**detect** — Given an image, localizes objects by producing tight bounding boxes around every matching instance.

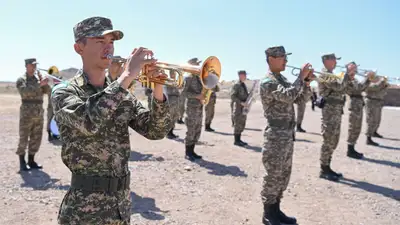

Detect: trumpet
[108,55,222,105]
[337,65,400,83]
[286,65,343,83]
[37,66,63,82]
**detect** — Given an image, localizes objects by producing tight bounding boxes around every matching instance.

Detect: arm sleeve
[261,76,304,103]
[16,78,38,98]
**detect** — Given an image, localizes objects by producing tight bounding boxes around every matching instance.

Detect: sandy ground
[0,94,399,225]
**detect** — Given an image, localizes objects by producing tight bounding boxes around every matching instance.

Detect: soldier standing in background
[183,57,204,161]
[318,53,353,181]
[177,89,186,124]
[364,76,390,145]
[294,83,312,132]
[345,65,374,159]
[204,84,220,132]
[230,70,249,147]
[166,71,181,139]
[311,88,317,111]
[259,46,313,225]
[16,58,50,171]
[46,74,62,141]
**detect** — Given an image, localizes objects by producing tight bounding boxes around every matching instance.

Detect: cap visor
[336,57,341,60]
[286,53,292,55]
[102,29,124,40]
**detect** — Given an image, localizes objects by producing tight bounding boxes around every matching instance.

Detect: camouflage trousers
[16,115,44,155]
[178,95,186,119]
[232,102,247,134]
[230,101,234,125]
[205,96,216,125]
[58,189,131,225]
[365,99,383,136]
[47,106,53,132]
[320,103,343,166]
[261,128,294,205]
[296,102,306,125]
[146,94,152,109]
[347,99,364,145]
[168,96,180,129]
[185,104,203,145]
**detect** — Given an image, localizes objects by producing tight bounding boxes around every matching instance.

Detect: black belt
[71,172,130,192]
[350,95,363,98]
[22,99,43,104]
[366,97,383,101]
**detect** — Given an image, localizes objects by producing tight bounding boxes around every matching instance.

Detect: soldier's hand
[241,102,247,107]
[124,47,157,79]
[146,67,168,87]
[40,78,49,86]
[299,63,312,80]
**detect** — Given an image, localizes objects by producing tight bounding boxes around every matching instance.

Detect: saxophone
[242,80,260,115]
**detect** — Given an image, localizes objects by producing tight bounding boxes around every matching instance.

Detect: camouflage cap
[322,53,341,61]
[73,16,123,42]
[187,57,202,65]
[238,70,247,75]
[111,56,125,63]
[25,58,38,65]
[265,46,292,58]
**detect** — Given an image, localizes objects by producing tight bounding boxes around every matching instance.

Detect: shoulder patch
[51,82,69,94]
[261,77,272,84]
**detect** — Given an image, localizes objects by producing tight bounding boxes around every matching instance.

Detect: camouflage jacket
[230,80,249,105]
[345,78,370,110]
[182,74,203,106]
[365,78,390,101]
[318,68,350,105]
[210,84,220,99]
[294,85,312,105]
[165,85,180,97]
[260,72,307,131]
[16,74,51,118]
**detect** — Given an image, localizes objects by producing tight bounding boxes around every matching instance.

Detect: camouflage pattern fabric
[165,85,181,127]
[205,85,220,125]
[318,69,350,166]
[182,75,203,146]
[73,16,123,42]
[178,91,186,119]
[230,81,249,134]
[364,78,389,136]
[259,72,306,205]
[145,88,152,108]
[345,78,370,145]
[51,70,171,225]
[294,86,312,125]
[16,74,50,155]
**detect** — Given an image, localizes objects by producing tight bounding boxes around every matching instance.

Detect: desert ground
[0,92,399,225]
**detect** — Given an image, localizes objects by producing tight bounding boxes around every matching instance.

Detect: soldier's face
[239,73,246,81]
[25,64,36,75]
[324,59,337,71]
[75,33,115,70]
[269,56,287,71]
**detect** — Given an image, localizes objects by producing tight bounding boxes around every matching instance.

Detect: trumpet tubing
[286,65,342,83]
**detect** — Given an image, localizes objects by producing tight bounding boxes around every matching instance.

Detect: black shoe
[167,129,178,139]
[28,154,42,169]
[191,145,202,159]
[205,124,215,132]
[366,136,379,146]
[347,144,363,159]
[238,134,247,145]
[319,165,340,181]
[262,203,280,225]
[234,134,246,146]
[185,145,196,161]
[177,119,184,124]
[276,200,297,224]
[296,124,306,133]
[19,155,30,171]
[373,132,383,138]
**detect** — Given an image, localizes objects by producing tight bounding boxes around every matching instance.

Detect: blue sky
[1,0,399,85]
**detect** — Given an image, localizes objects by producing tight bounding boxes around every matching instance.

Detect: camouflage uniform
[145,87,152,108]
[364,77,389,144]
[16,58,50,171]
[230,76,249,146]
[294,85,312,132]
[230,101,234,126]
[52,16,171,225]
[260,45,309,225]
[47,76,63,141]
[165,85,180,138]
[177,88,186,124]
[182,74,204,161]
[345,77,370,158]
[204,84,220,131]
[318,60,351,181]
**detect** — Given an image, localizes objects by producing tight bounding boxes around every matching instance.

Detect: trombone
[37,66,63,82]
[108,54,222,105]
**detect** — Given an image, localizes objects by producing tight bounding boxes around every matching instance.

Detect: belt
[350,95,363,99]
[21,99,43,104]
[325,98,344,105]
[71,172,130,192]
[366,97,383,101]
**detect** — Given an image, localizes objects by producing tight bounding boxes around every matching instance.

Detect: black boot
[167,129,178,139]
[262,203,280,225]
[205,124,215,132]
[239,134,248,146]
[234,134,246,146]
[28,154,42,169]
[48,131,54,141]
[185,145,196,161]
[366,136,379,146]
[373,132,383,138]
[19,155,30,171]
[319,165,340,181]
[296,124,306,133]
[293,132,295,141]
[177,118,184,124]
[191,145,202,159]
[276,200,297,224]
[347,144,363,159]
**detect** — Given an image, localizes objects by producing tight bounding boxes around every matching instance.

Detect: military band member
[47,75,62,141]
[51,16,171,225]
[364,76,390,145]
[166,71,181,139]
[16,58,50,171]
[318,53,353,181]
[230,70,249,146]
[204,84,220,132]
[345,64,374,159]
[182,57,204,161]
[294,83,312,132]
[260,46,313,225]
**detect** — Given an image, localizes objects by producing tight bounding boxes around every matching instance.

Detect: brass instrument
[37,66,63,82]
[243,80,260,115]
[287,65,343,83]
[108,55,222,105]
